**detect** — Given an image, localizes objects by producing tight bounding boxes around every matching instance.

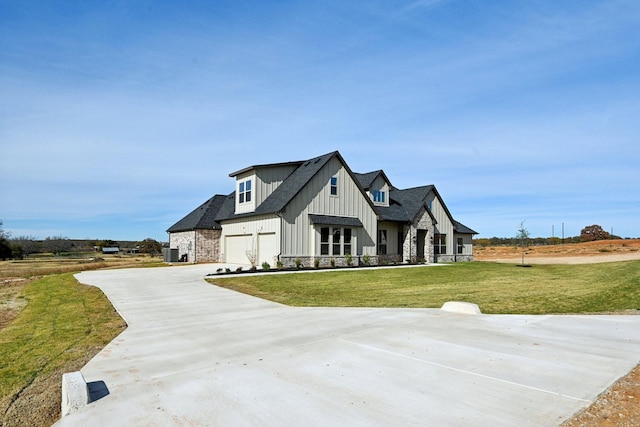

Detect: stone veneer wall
[402,207,436,263]
[169,231,195,262]
[195,229,221,262]
[279,255,379,268]
[435,254,474,262]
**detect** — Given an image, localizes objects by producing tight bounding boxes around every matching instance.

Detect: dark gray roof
[167,195,227,232]
[353,170,392,190]
[253,151,336,215]
[217,151,378,221]
[170,150,476,236]
[309,214,363,227]
[376,200,411,222]
[229,160,305,177]
[389,186,435,221]
[454,220,478,235]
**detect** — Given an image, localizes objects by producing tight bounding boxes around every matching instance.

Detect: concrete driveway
[55,264,640,426]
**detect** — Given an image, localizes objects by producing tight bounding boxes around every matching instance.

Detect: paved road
[55,264,640,426]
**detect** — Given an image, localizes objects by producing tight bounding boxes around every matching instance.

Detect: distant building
[167,151,476,265]
[102,247,120,255]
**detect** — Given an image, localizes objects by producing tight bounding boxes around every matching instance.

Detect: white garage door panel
[258,233,277,266]
[225,235,252,264]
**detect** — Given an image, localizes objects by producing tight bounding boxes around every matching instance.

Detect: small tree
[139,238,162,256]
[0,220,11,260]
[515,221,530,266]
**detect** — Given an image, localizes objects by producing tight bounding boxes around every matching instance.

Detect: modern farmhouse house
[167,151,476,266]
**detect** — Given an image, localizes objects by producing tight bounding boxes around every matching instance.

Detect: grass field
[0,254,164,278]
[208,260,640,314]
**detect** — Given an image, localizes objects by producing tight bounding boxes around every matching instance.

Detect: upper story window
[238,179,252,203]
[372,190,385,204]
[330,176,338,196]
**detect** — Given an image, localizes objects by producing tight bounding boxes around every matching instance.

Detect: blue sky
[1,0,639,242]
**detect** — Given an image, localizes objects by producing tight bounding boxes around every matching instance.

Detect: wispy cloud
[1,1,639,240]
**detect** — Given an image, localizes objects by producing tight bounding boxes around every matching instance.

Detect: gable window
[434,234,446,255]
[330,176,338,196]
[238,179,252,203]
[372,190,385,203]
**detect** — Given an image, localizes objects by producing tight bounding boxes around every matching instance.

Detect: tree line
[474,224,626,247]
[0,220,165,260]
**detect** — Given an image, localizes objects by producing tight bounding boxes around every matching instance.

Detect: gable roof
[168,151,476,235]
[389,185,435,222]
[251,151,336,215]
[166,194,227,232]
[228,160,305,177]
[217,151,377,220]
[353,170,392,190]
[453,220,478,235]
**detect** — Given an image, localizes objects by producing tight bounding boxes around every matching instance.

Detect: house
[167,151,477,266]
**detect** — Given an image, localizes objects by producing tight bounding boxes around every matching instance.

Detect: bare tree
[515,221,530,266]
[11,236,40,258]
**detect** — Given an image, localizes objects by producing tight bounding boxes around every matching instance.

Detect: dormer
[233,171,256,214]
[354,170,391,207]
[229,160,302,214]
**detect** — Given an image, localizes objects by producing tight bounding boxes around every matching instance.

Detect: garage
[224,235,253,264]
[257,233,277,266]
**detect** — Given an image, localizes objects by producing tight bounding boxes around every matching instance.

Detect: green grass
[0,273,126,426]
[208,261,640,314]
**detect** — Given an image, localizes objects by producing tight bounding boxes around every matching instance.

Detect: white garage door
[257,233,277,266]
[225,235,252,264]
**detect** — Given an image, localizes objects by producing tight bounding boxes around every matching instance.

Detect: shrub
[262,261,270,270]
[295,258,302,269]
[314,258,320,268]
[330,258,335,267]
[362,254,371,266]
[345,253,353,266]
[276,260,283,269]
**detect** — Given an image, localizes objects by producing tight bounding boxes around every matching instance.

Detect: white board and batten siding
[280,156,377,257]
[221,215,280,266]
[427,190,455,254]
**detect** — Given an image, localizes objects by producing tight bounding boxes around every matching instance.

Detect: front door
[416,230,426,261]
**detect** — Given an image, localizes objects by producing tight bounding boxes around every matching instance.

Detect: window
[238,179,252,204]
[332,228,341,255]
[344,229,352,255]
[457,237,464,254]
[319,226,352,255]
[320,227,330,255]
[377,229,387,255]
[372,190,385,203]
[330,176,338,196]
[434,234,446,255]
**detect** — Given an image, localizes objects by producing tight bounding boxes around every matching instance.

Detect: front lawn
[207,261,640,314]
[0,273,126,427]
